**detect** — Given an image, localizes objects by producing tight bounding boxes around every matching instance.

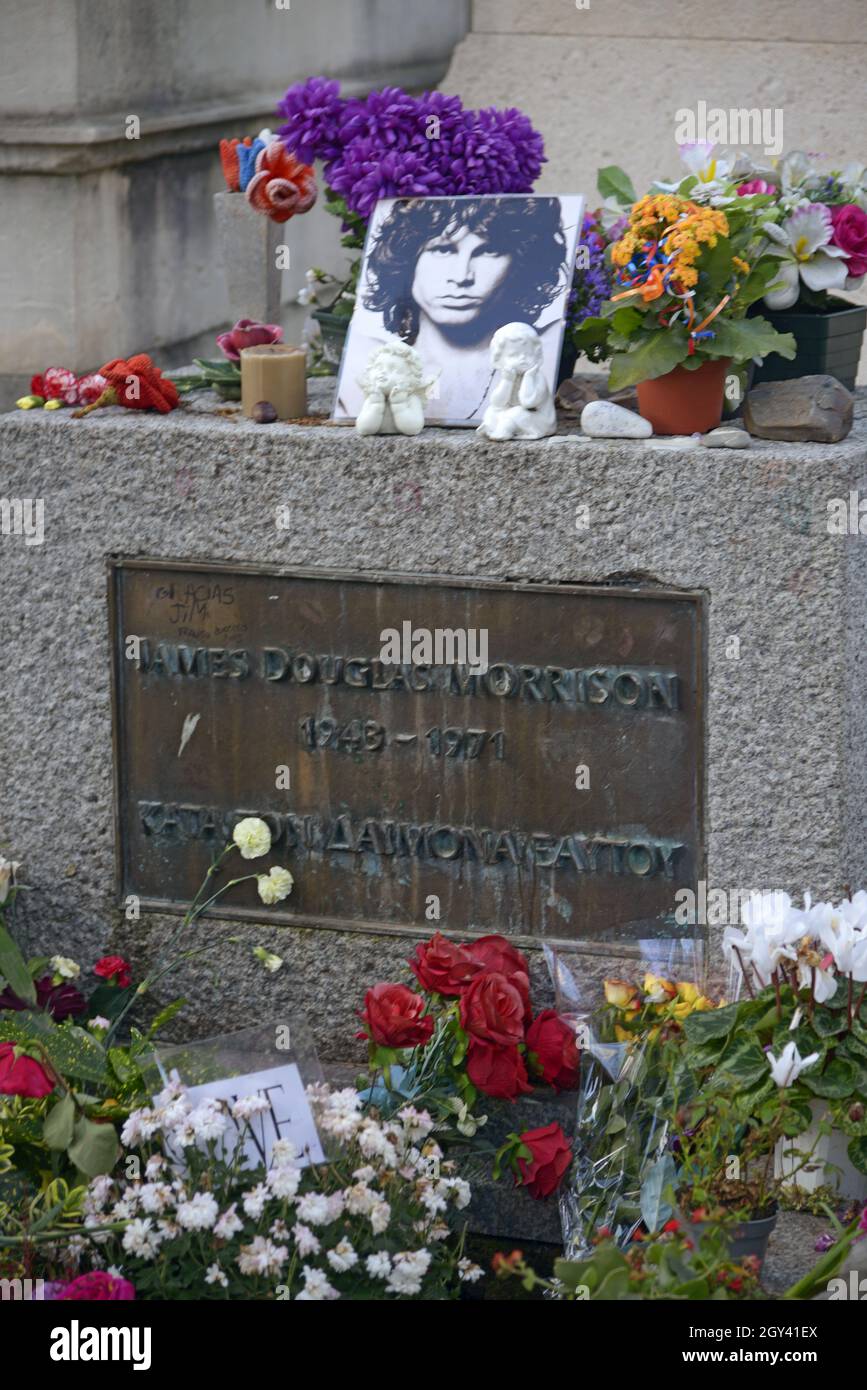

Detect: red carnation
[30,373,45,397]
[526,1010,581,1091]
[466,935,531,1018]
[42,366,80,404]
[466,1039,531,1100]
[246,140,317,223]
[94,955,132,988]
[516,1122,572,1198]
[409,932,481,996]
[460,970,525,1047]
[0,1041,54,1098]
[58,1271,135,1301]
[358,982,434,1050]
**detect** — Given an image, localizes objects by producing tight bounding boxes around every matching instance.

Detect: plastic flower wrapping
[543,927,710,1258]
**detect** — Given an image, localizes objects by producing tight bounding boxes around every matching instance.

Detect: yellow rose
[643,973,676,1004]
[675,981,701,1004]
[604,978,640,1010]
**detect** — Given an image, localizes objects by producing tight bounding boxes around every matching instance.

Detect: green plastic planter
[751,299,866,391]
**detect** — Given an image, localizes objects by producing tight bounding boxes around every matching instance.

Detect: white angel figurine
[355,341,439,436]
[476,322,557,440]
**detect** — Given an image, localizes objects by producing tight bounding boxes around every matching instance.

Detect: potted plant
[736,150,867,390]
[275,77,546,371]
[574,174,796,433]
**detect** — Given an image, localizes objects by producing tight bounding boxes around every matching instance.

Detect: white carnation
[232,817,272,859]
[177,1192,219,1231]
[257,866,294,904]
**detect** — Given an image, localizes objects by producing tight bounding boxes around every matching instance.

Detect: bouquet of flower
[573,162,797,390]
[65,1082,480,1300]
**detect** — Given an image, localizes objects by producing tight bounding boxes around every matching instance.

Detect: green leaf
[43,1095,76,1150]
[597,165,636,206]
[801,1058,858,1099]
[699,235,733,292]
[684,1001,741,1045]
[572,313,611,364]
[68,1117,119,1177]
[0,924,36,1005]
[607,330,687,391]
[703,316,797,365]
[847,1136,867,1174]
[714,1035,770,1087]
[812,1008,848,1038]
[640,1154,677,1233]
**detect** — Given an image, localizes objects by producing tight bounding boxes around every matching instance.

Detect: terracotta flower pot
[636,357,731,435]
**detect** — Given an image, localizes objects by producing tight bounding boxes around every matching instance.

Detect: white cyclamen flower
[256,866,294,905]
[205,1264,228,1287]
[819,912,867,982]
[50,955,80,979]
[767,1041,820,1088]
[327,1239,358,1273]
[176,1192,219,1231]
[232,816,272,859]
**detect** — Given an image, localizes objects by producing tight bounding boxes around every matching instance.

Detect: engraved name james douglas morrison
[133,639,685,882]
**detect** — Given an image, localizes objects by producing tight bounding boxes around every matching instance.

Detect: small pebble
[580,399,652,439]
[701,425,752,449]
[252,400,278,424]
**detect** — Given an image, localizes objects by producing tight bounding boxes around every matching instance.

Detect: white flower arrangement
[71,1082,481,1300]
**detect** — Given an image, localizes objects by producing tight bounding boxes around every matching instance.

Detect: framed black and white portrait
[333,194,584,427]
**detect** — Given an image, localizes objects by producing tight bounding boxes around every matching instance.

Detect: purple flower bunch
[565,211,616,332]
[276,77,545,223]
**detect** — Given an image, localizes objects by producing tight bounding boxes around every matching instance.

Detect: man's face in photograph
[411,223,513,329]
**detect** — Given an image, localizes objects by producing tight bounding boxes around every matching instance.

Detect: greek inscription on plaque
[110,560,704,940]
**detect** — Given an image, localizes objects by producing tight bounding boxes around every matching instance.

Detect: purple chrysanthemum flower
[329,145,445,221]
[277,80,545,219]
[277,76,344,165]
[339,86,421,153]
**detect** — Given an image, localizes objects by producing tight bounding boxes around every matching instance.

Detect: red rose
[409,933,481,996]
[465,935,531,1018]
[831,203,867,280]
[516,1122,572,1198]
[0,1042,54,1098]
[526,1010,581,1091]
[58,1271,135,1300]
[94,955,132,988]
[358,983,434,1049]
[460,971,525,1046]
[466,1039,531,1099]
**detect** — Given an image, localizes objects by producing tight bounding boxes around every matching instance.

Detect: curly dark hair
[362,197,567,343]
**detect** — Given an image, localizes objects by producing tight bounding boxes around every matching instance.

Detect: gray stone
[580,399,652,438]
[3,383,867,1062]
[213,192,283,328]
[744,376,855,443]
[701,426,752,449]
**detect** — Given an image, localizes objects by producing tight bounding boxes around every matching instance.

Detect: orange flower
[246,141,317,223]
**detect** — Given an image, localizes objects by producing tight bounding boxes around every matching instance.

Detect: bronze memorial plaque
[109,559,704,941]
